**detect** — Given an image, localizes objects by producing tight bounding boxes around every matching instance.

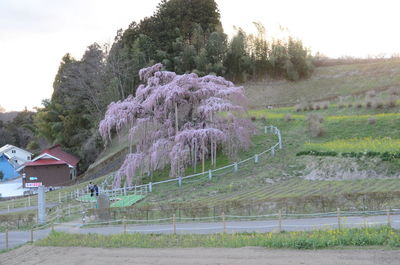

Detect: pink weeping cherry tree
[99,63,255,188]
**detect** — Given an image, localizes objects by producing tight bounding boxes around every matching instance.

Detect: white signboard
[26,182,43,188]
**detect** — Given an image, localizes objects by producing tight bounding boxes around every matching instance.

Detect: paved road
[0,203,58,215]
[1,214,399,250]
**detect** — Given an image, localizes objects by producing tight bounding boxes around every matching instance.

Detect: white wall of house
[0,145,32,166]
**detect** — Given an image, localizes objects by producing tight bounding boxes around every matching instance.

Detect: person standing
[94,184,99,196]
[88,182,94,197]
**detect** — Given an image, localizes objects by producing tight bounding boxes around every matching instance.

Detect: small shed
[22,145,79,187]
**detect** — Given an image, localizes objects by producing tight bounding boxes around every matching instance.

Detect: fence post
[208,170,212,181]
[173,214,176,234]
[233,162,238,172]
[123,216,127,234]
[124,186,127,196]
[254,154,259,163]
[264,126,268,134]
[387,209,391,228]
[8,205,10,213]
[278,131,283,149]
[178,177,182,187]
[149,182,152,193]
[337,208,341,230]
[68,204,71,217]
[28,196,31,207]
[5,230,8,249]
[58,192,61,203]
[278,210,282,233]
[30,229,34,243]
[271,147,275,156]
[222,212,227,233]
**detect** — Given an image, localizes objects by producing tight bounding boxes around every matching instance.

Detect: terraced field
[130,105,400,214]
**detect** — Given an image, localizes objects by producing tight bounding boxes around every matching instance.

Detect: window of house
[12,150,16,153]
[27,156,30,160]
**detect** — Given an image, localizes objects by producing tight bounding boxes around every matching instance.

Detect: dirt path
[1,245,399,265]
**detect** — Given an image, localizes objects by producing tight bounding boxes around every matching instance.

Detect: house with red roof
[21,145,79,188]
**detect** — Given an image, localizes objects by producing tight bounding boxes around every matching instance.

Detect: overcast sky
[1,0,400,111]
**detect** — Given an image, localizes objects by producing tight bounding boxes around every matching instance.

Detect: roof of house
[24,159,68,167]
[40,145,79,166]
[0,154,22,169]
[21,145,79,170]
[0,144,33,155]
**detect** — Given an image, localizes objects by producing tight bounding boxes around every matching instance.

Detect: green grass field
[37,226,400,249]
[78,194,144,207]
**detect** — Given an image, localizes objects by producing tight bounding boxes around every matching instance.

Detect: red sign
[26,182,43,188]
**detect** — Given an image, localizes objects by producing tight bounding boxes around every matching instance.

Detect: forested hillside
[0,109,46,154]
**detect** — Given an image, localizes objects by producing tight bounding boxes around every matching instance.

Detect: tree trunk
[211,141,214,167]
[202,148,205,173]
[214,142,217,167]
[129,119,133,153]
[175,102,179,135]
[194,142,197,173]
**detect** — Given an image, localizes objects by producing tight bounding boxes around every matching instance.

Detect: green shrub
[368,117,376,125]
[307,113,325,137]
[284,114,292,122]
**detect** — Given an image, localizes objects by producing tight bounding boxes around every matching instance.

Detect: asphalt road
[0,203,58,215]
[1,214,399,250]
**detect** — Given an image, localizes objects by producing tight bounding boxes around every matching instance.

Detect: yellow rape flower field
[304,137,400,153]
[248,109,400,121]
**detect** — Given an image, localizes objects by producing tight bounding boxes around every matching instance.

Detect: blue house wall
[0,155,20,181]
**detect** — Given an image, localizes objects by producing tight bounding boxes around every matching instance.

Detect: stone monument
[38,186,46,224]
[96,194,110,221]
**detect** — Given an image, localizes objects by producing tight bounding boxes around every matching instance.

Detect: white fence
[84,125,283,197]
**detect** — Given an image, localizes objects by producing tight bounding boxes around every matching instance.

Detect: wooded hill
[16,0,313,172]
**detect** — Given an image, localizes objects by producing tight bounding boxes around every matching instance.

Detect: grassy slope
[4,59,400,220]
[133,109,400,215]
[89,59,400,173]
[244,58,400,108]
[130,60,400,213]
